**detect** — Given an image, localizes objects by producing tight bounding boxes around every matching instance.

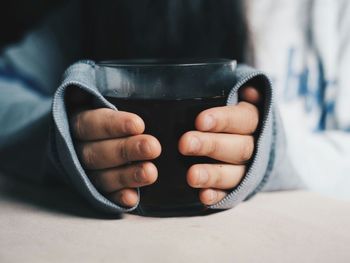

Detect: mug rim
[97,58,236,68]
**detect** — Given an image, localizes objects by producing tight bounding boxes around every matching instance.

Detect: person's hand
[178,86,261,206]
[68,90,161,208]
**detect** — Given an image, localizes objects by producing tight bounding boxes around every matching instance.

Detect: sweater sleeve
[0,1,82,183]
[51,61,138,214]
[208,65,304,210]
[52,62,291,213]
[0,3,137,215]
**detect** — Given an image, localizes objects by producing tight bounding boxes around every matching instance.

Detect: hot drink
[97,59,236,216]
[106,96,227,215]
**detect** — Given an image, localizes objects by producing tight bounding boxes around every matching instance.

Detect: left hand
[178,86,261,205]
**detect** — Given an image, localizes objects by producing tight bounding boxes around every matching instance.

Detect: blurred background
[0,0,249,62]
[0,0,68,51]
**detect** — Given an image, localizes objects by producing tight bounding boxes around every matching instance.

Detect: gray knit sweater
[0,1,302,214]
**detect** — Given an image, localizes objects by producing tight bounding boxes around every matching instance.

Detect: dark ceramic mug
[96,59,237,216]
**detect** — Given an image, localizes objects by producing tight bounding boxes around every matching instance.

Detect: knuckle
[103,110,117,137]
[239,137,254,162]
[118,172,129,188]
[226,114,235,132]
[223,106,235,130]
[119,139,130,163]
[244,104,259,133]
[73,115,85,139]
[206,137,217,156]
[214,171,223,188]
[81,146,98,169]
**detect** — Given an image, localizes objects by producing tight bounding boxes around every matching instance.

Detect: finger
[239,86,262,105]
[108,188,139,208]
[187,164,245,190]
[71,108,145,141]
[78,134,161,170]
[195,101,259,134]
[179,131,254,164]
[90,162,158,193]
[199,189,228,206]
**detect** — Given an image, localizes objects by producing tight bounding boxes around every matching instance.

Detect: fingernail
[196,168,209,186]
[134,168,145,183]
[189,136,201,153]
[203,115,215,130]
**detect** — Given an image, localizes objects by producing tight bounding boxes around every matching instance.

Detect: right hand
[70,106,161,208]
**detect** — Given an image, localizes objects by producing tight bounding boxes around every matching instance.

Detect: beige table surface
[0,174,350,263]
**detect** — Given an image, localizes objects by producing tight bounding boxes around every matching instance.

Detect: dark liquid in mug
[106,96,227,216]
